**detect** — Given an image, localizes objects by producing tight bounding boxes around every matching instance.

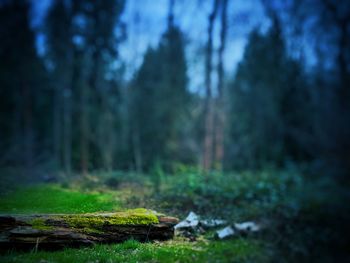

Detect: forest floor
[0,168,349,262]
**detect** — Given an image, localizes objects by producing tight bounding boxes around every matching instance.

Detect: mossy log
[0,209,179,251]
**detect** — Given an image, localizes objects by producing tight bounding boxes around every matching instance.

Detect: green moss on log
[29,218,54,231]
[61,209,159,232]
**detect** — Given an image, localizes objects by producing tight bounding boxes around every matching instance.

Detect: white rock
[216,226,235,239]
[200,219,227,228]
[186,211,199,221]
[174,211,200,230]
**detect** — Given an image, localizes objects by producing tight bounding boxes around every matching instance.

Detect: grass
[0,238,269,263]
[0,169,349,262]
[0,183,271,263]
[0,184,119,214]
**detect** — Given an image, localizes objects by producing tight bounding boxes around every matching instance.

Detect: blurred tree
[226,17,311,169]
[317,0,350,177]
[80,0,125,173]
[130,3,189,171]
[202,0,220,172]
[45,0,74,175]
[213,0,228,170]
[284,0,350,177]
[45,0,125,174]
[0,0,48,176]
[202,0,230,172]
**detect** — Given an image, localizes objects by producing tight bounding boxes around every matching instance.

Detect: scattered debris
[186,211,199,222]
[201,219,227,228]
[216,226,235,239]
[175,211,263,240]
[234,221,261,233]
[175,212,226,230]
[216,221,262,239]
[174,212,199,230]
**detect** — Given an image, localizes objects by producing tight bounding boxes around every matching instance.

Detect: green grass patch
[0,185,119,214]
[0,238,269,263]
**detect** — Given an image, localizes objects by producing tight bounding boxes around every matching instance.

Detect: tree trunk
[214,0,228,170]
[132,128,143,173]
[99,99,115,172]
[22,81,34,175]
[12,82,22,167]
[53,83,62,170]
[80,52,92,176]
[80,89,89,175]
[0,212,178,251]
[202,0,220,172]
[63,82,72,176]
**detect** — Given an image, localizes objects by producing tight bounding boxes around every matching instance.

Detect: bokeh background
[0,0,349,262]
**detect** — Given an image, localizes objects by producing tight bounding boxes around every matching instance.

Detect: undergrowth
[0,168,349,262]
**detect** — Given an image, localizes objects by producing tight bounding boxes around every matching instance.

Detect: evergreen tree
[0,0,48,175]
[226,18,310,169]
[130,23,189,171]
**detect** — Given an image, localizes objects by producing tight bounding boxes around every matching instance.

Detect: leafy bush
[158,168,304,220]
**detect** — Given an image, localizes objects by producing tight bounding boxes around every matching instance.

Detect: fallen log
[0,209,179,251]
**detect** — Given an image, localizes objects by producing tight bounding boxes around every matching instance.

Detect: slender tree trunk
[81,49,99,175]
[203,100,214,172]
[132,126,143,173]
[23,81,34,175]
[214,0,228,170]
[61,46,78,177]
[202,0,219,172]
[100,92,115,172]
[80,76,89,176]
[12,83,22,165]
[104,112,114,172]
[63,79,72,176]
[53,83,62,170]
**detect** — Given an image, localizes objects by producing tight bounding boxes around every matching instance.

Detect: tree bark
[22,81,34,174]
[132,127,143,173]
[53,82,62,170]
[214,0,228,170]
[80,51,92,176]
[63,83,72,176]
[202,0,220,172]
[0,212,178,251]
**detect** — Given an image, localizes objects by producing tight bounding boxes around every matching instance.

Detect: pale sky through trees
[31,0,268,93]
